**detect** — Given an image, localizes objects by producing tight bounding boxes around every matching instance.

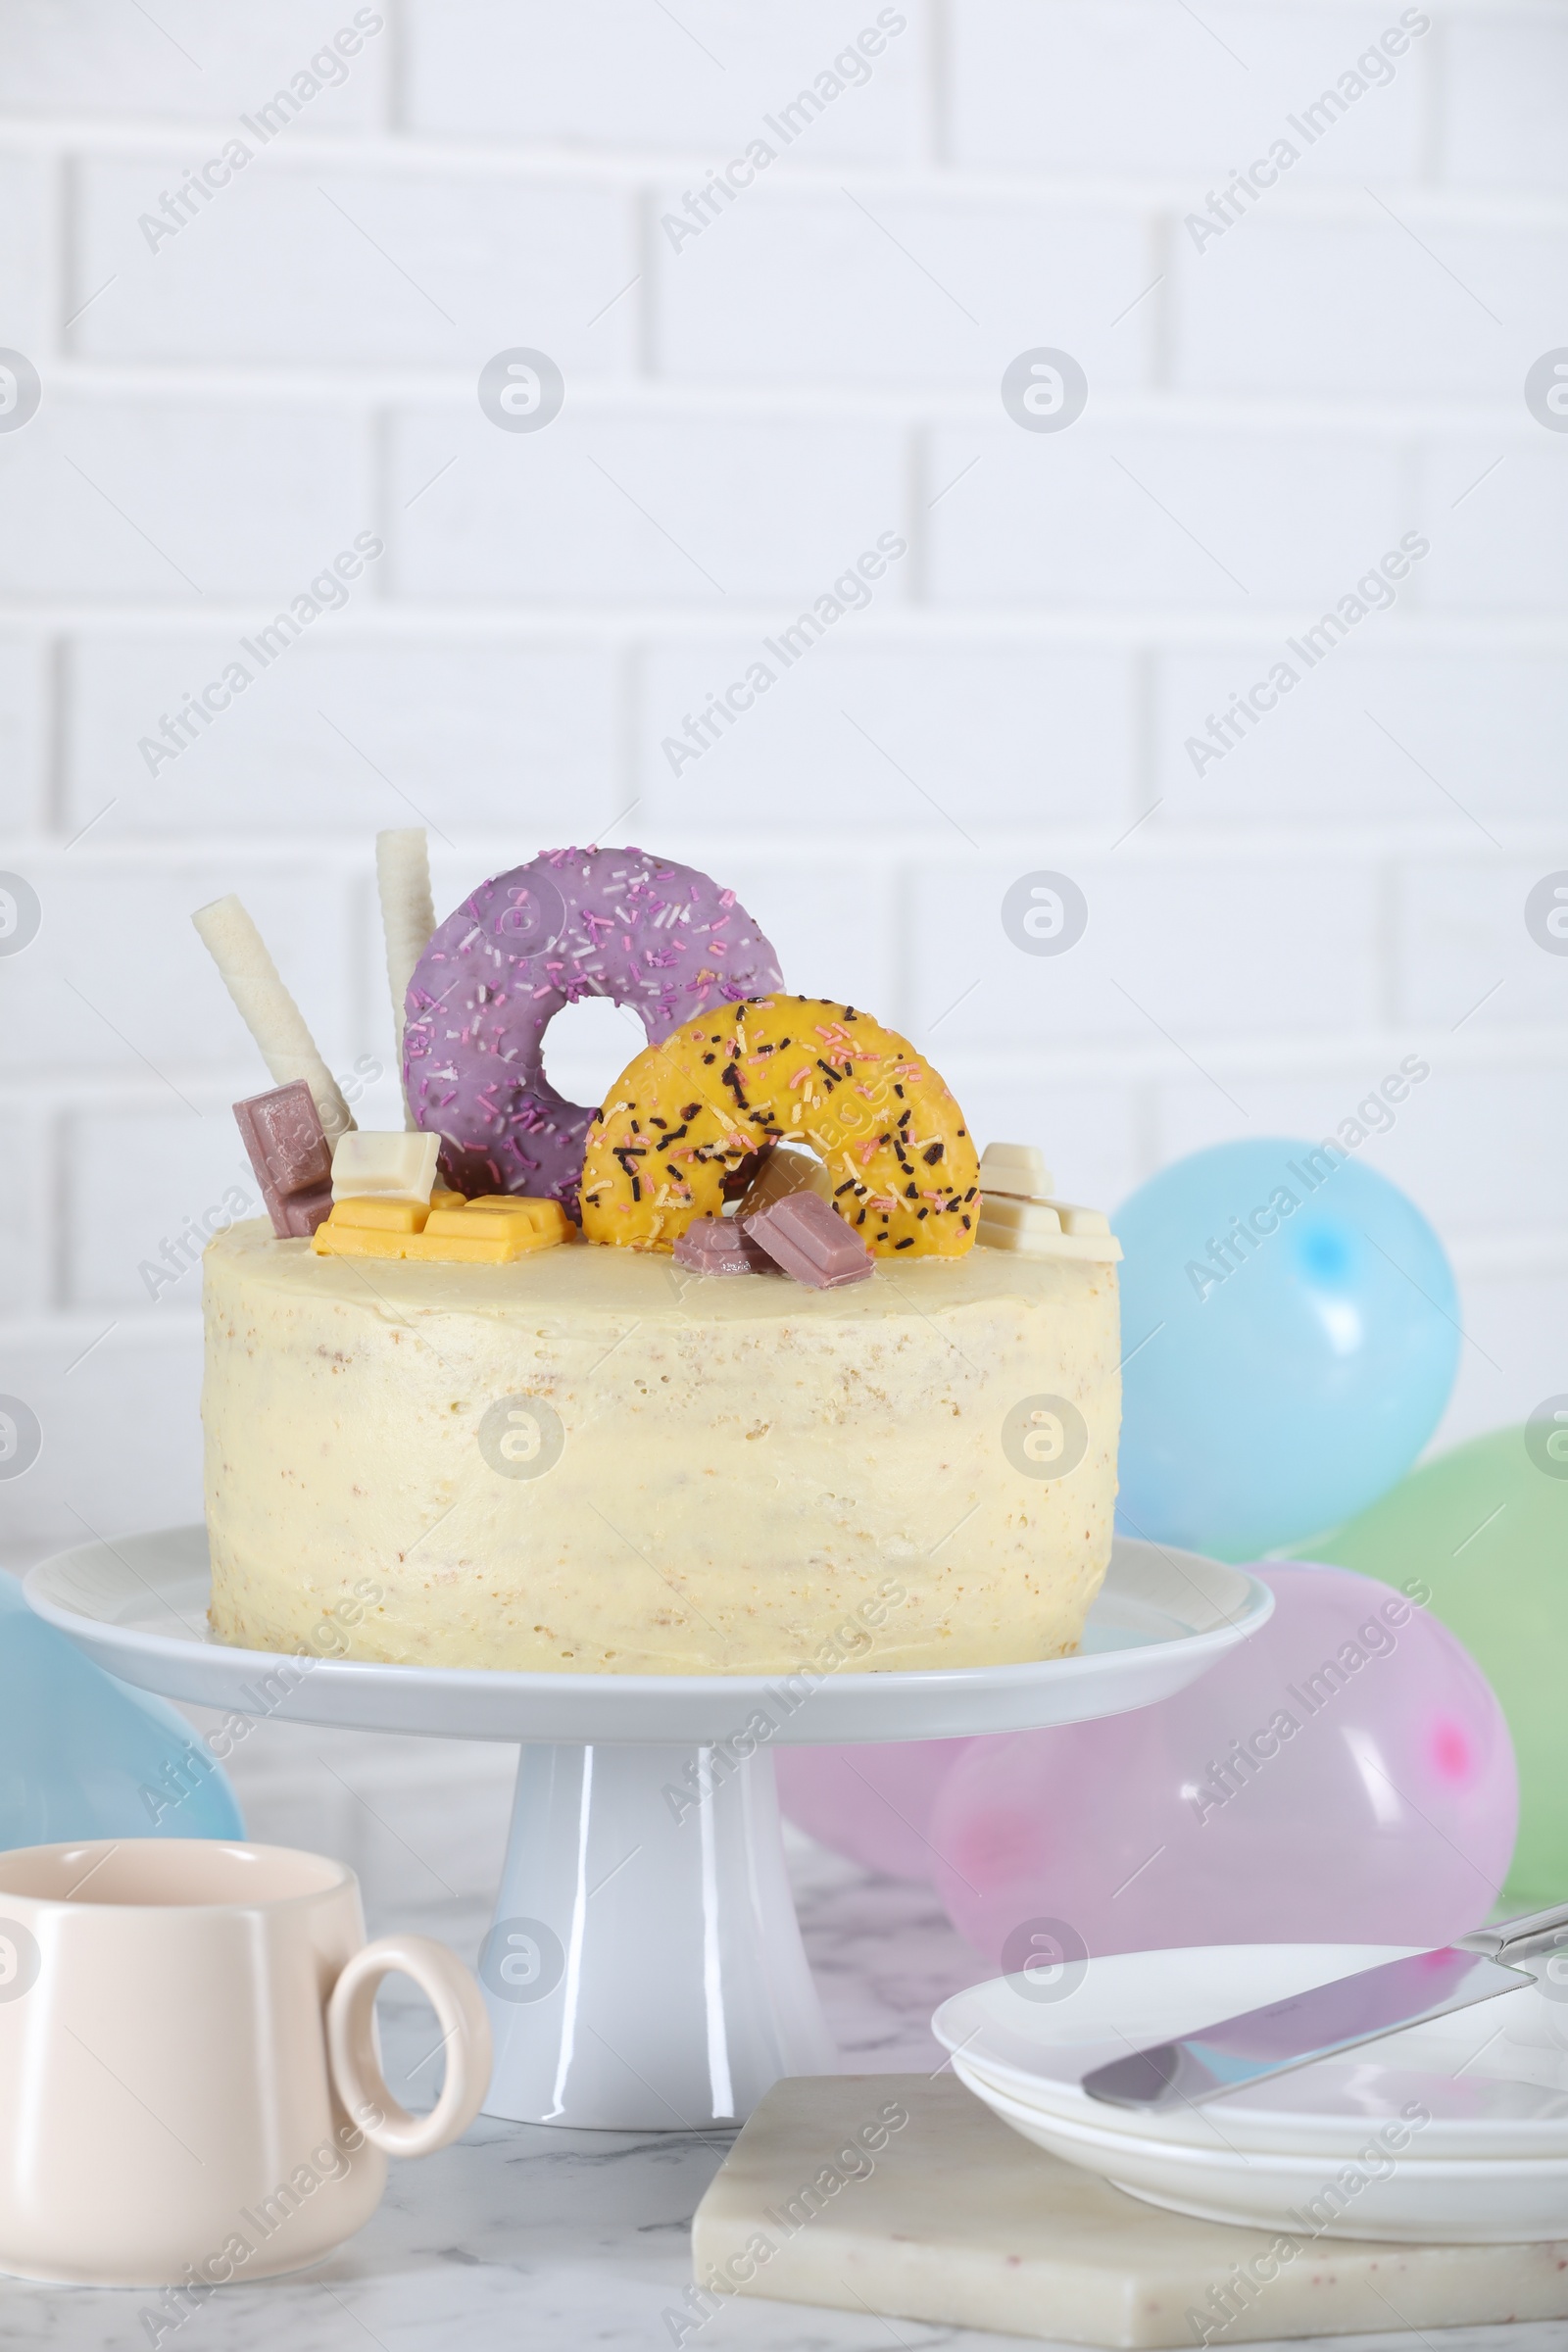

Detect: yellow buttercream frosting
[202,1218,1120,1675]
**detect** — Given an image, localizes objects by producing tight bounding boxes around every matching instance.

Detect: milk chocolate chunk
[735,1144,833,1221]
[233,1080,334,1239]
[743,1191,874,1289]
[672,1214,771,1276]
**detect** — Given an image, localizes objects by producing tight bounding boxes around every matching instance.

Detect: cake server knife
[1081,1900,1568,2110]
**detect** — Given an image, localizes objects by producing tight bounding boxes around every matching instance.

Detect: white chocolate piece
[736,1145,833,1221]
[331,1129,440,1203]
[978,1144,1116,1259]
[979,1193,1121,1263]
[980,1197,1061,1242]
[375,829,438,1130]
[1054,1201,1111,1238]
[979,1142,1055,1201]
[192,895,354,1143]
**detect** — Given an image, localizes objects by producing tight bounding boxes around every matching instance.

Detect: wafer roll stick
[192,894,355,1142]
[375,828,437,1127]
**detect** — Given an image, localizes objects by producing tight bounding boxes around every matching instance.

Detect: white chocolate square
[978,1192,1121,1263]
[331,1129,440,1204]
[977,1195,1062,1244]
[977,1143,1117,1256]
[1054,1201,1111,1238]
[978,1141,1055,1201]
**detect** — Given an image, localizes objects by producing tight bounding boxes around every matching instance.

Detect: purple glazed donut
[402,845,784,1215]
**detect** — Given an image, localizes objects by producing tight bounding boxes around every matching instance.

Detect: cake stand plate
[25,1530,1270,2135]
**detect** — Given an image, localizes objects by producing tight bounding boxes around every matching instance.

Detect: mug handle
[326,1933,493,2158]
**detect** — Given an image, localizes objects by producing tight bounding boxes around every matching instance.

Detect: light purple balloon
[775,1740,973,1882]
[929,1565,1518,1963]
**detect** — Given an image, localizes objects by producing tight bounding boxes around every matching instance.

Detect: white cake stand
[25,1528,1270,2134]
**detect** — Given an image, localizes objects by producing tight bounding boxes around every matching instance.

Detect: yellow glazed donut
[580,997,980,1257]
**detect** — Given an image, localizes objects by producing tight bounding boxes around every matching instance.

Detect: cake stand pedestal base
[479,1741,833,2131]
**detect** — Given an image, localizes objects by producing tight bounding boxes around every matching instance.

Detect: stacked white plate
[933,1942,1568,2242]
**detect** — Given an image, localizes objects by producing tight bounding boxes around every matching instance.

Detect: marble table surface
[1,1710,1561,2352]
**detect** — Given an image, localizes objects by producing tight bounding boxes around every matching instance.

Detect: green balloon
[1297,1422,1568,1912]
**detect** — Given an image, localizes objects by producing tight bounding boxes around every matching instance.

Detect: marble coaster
[690,2074,1568,2347]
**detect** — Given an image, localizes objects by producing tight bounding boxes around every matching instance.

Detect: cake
[197,842,1122,1676]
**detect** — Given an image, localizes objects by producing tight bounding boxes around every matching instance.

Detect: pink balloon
[775,1740,973,1881]
[930,1565,1518,1963]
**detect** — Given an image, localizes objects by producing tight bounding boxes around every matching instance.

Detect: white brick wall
[74,163,642,372]
[946,2,1434,176]
[2,0,1566,1560]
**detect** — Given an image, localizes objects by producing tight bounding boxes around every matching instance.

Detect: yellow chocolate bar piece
[310,1224,401,1257]
[312,1196,426,1258]
[317,1196,428,1237]
[466,1196,573,1243]
[416,1205,537,1262]
[313,1193,570,1263]
[412,1198,570,1261]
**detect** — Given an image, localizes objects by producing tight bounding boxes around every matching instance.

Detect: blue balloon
[1113,1139,1460,1561]
[0,1574,243,1848]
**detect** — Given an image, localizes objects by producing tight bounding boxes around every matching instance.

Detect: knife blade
[1081,1899,1568,2111]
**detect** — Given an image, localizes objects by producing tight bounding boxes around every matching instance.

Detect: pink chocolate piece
[233,1081,334,1239]
[672,1214,772,1276]
[742,1192,874,1289]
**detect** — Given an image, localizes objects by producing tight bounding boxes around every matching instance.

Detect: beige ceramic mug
[0,1838,492,2287]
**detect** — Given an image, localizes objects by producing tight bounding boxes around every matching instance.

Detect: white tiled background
[2,0,1566,1556]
